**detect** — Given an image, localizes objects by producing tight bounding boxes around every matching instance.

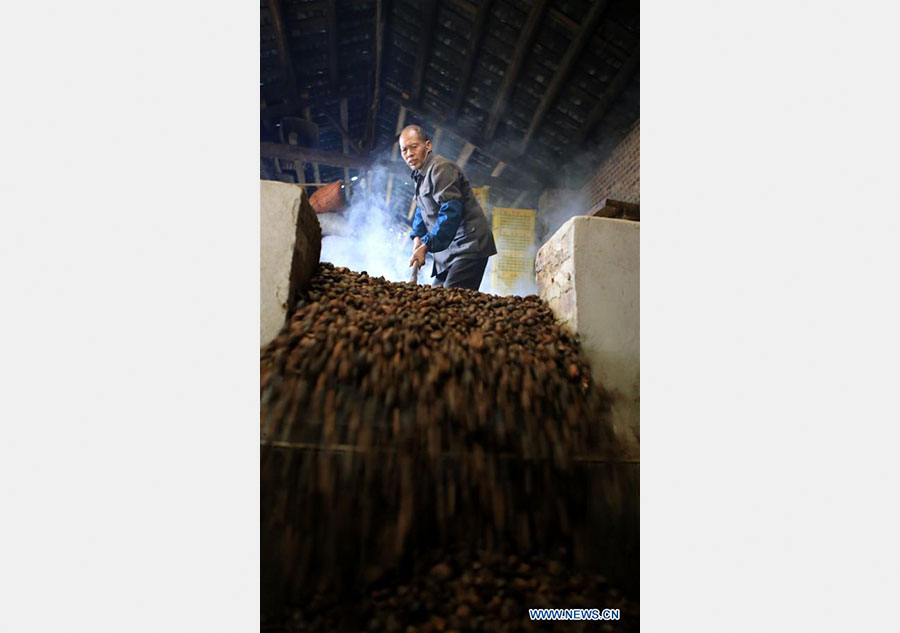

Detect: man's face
[399,129,432,171]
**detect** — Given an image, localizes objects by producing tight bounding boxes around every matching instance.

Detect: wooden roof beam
[410,0,440,106]
[315,104,364,155]
[260,87,369,121]
[446,0,475,17]
[483,0,550,141]
[261,142,408,177]
[548,7,577,32]
[517,0,610,156]
[326,0,339,89]
[450,0,493,121]
[340,97,351,182]
[304,107,322,185]
[267,0,299,101]
[261,143,367,170]
[577,47,639,145]
[548,8,635,58]
[366,0,388,152]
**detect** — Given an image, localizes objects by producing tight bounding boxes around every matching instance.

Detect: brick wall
[580,119,640,213]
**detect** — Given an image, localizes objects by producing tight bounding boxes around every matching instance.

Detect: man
[401,125,497,290]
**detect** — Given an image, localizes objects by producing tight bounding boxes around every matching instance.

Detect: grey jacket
[412,152,497,276]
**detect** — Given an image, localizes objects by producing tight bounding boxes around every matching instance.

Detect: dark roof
[261,0,639,221]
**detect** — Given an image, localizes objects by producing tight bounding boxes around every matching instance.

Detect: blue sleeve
[421,199,463,253]
[409,206,427,239]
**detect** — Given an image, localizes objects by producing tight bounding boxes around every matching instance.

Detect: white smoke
[318,167,420,283]
[481,242,539,298]
[536,189,591,246]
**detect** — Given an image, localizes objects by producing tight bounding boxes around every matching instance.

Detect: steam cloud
[318,167,415,284]
[535,189,591,246]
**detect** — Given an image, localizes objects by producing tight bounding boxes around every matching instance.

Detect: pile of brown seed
[261,263,616,456]
[260,262,629,622]
[263,546,639,633]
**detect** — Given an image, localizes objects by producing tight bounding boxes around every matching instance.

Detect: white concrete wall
[536,216,640,458]
[261,181,320,346]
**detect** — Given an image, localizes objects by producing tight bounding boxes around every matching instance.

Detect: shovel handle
[409,259,421,284]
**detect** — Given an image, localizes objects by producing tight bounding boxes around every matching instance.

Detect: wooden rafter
[261,143,364,170]
[267,0,307,183]
[446,0,474,17]
[366,0,388,152]
[261,142,407,177]
[410,0,439,105]
[267,0,299,99]
[260,87,369,121]
[517,0,610,155]
[546,8,632,62]
[303,107,322,185]
[483,0,550,140]
[603,19,639,52]
[450,0,493,121]
[316,104,363,155]
[340,98,351,182]
[326,0,339,89]
[548,8,634,58]
[547,7,578,31]
[578,47,639,145]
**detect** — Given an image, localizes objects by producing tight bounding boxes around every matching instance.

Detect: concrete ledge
[536,216,639,458]
[260,180,322,346]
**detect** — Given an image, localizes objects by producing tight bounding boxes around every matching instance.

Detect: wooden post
[340,97,350,184]
[303,107,322,186]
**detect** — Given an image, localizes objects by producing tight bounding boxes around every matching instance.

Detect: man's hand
[409,239,428,268]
